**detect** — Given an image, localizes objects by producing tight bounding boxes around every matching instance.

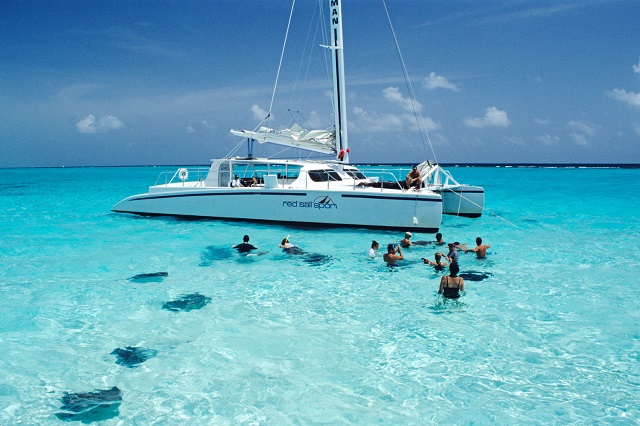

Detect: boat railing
[154,168,210,187]
[355,167,405,191]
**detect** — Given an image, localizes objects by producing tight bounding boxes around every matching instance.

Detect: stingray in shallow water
[282,247,331,265]
[55,386,122,422]
[111,346,157,368]
[128,272,168,282]
[459,271,493,281]
[162,293,211,312]
[301,253,332,265]
[199,246,233,266]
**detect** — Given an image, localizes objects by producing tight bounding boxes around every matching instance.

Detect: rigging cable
[268,0,298,128]
[381,0,438,165]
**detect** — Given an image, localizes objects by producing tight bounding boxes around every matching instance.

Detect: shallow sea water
[0,165,639,424]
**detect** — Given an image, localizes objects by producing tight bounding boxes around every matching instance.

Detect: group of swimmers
[369,232,491,299]
[232,232,490,300]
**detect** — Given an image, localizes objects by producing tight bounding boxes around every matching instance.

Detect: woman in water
[438,261,464,298]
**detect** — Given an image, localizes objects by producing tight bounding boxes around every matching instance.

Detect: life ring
[178,168,189,182]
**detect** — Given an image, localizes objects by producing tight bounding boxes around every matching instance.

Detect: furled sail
[230,123,336,155]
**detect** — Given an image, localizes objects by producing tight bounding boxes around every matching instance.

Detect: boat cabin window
[345,169,366,180]
[308,169,343,182]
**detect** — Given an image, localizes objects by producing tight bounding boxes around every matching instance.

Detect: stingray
[282,246,305,255]
[301,253,332,265]
[199,246,233,266]
[459,271,493,281]
[162,293,211,312]
[111,346,157,368]
[55,386,121,423]
[128,272,168,282]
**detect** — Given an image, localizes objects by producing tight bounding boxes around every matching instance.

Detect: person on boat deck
[435,232,446,246]
[465,237,491,258]
[368,240,379,258]
[383,244,403,266]
[233,235,258,253]
[424,252,448,271]
[438,261,464,299]
[230,175,241,187]
[405,165,422,189]
[250,176,258,187]
[444,242,459,264]
[400,232,413,248]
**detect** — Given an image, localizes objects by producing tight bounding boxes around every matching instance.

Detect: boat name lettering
[331,0,339,25]
[282,196,337,210]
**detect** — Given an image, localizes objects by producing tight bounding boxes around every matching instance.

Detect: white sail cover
[230,123,336,155]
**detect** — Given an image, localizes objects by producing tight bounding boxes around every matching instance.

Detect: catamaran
[112,0,484,231]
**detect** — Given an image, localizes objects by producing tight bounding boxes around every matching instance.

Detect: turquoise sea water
[1,165,639,424]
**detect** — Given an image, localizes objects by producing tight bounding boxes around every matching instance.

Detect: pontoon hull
[112,187,443,232]
[434,185,484,218]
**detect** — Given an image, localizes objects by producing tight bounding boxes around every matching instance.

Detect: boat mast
[329,0,349,163]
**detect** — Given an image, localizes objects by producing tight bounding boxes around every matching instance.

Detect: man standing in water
[383,244,403,267]
[466,237,491,258]
[233,235,258,253]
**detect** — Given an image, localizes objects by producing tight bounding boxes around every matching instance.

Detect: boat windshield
[344,169,366,180]
[232,163,301,180]
[308,169,343,182]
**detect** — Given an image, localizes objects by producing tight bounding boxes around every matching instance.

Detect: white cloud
[606,88,640,107]
[536,133,560,146]
[423,72,459,91]
[76,115,97,133]
[534,117,550,125]
[75,114,124,133]
[383,86,422,112]
[186,125,196,133]
[350,105,439,133]
[251,104,269,120]
[567,120,594,136]
[634,57,640,74]
[570,133,589,146]
[464,107,511,128]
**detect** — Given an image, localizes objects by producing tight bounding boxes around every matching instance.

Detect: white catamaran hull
[113,187,443,232]
[433,185,484,218]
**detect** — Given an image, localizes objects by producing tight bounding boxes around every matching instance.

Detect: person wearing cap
[230,174,242,187]
[444,242,459,264]
[233,235,258,253]
[405,165,422,190]
[383,243,403,267]
[400,232,413,248]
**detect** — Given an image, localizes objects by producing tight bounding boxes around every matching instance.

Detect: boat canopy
[230,123,336,155]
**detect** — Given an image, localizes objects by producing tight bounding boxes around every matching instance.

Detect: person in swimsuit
[368,240,379,258]
[438,261,464,298]
[400,232,412,248]
[383,243,403,267]
[465,237,490,258]
[233,235,258,253]
[405,165,422,190]
[434,232,445,246]
[423,252,448,271]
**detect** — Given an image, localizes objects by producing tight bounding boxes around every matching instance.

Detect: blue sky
[1,0,639,167]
